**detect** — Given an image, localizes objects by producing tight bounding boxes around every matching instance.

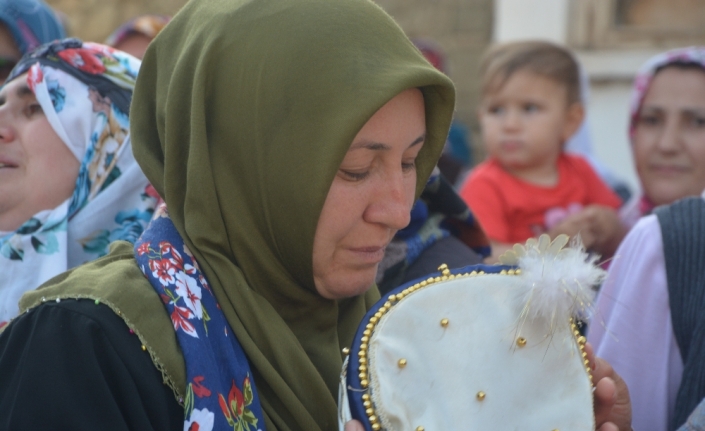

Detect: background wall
[45,0,186,43]
[376,0,494,161]
[46,0,494,162]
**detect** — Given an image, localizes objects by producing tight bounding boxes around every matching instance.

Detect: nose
[364,171,413,231]
[0,109,14,144]
[502,108,521,131]
[655,117,681,154]
[0,124,14,144]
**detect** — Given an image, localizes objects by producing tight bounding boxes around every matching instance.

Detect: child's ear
[562,102,585,141]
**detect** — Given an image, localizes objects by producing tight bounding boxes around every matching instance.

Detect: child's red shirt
[459,153,622,244]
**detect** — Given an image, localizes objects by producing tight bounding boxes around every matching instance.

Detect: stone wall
[45,0,187,43]
[47,0,493,157]
[376,0,493,155]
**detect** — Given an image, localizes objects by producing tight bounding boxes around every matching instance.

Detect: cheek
[632,134,654,173]
[480,118,500,143]
[685,137,705,173]
[26,124,79,189]
[313,182,363,260]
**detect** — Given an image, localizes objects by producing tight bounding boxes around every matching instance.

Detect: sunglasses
[0,57,18,82]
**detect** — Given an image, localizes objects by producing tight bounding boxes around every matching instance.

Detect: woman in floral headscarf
[589,47,705,431]
[620,47,705,227]
[0,38,158,325]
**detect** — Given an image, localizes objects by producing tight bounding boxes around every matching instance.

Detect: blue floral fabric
[135,208,265,431]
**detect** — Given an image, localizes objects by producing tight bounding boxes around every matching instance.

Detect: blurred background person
[619,47,705,228]
[0,0,64,84]
[589,47,705,431]
[414,39,474,186]
[0,39,158,325]
[460,41,624,261]
[105,14,170,59]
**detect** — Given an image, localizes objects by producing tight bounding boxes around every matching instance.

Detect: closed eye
[340,170,369,181]
[25,103,43,117]
[401,161,416,172]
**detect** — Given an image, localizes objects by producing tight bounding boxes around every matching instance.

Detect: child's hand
[548,205,626,257]
[344,420,364,431]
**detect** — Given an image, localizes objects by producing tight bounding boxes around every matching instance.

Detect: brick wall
[46,0,492,158]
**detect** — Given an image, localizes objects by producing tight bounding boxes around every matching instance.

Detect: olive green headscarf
[25,0,455,429]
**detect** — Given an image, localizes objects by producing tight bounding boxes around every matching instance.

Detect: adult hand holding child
[548,204,628,257]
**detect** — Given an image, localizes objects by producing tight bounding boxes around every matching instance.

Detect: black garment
[655,197,705,431]
[402,236,482,284]
[378,236,482,296]
[0,299,182,430]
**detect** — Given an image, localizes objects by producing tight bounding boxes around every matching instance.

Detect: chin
[318,268,377,300]
[648,189,690,206]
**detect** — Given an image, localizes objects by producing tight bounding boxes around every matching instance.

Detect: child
[460,41,625,260]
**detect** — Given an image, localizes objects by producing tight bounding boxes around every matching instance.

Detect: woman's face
[312,88,426,299]
[113,33,153,60]
[633,66,705,206]
[0,74,80,231]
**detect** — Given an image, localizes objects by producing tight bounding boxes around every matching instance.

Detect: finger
[344,420,365,431]
[597,422,619,431]
[592,353,614,383]
[594,376,617,427]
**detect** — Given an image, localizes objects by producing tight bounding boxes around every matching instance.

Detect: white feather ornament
[499,234,605,329]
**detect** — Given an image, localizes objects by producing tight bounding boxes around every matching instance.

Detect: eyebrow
[0,83,34,105]
[16,84,34,99]
[642,106,705,115]
[350,133,426,151]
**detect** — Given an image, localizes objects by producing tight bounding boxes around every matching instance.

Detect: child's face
[633,66,705,206]
[479,70,582,172]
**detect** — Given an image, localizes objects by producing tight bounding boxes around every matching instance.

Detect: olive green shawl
[21,0,455,429]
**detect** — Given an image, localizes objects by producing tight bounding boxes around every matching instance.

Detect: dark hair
[481,40,581,105]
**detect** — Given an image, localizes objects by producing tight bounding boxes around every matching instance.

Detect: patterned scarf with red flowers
[135,205,265,431]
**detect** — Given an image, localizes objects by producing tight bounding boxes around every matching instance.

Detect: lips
[0,156,18,169]
[500,140,523,151]
[650,164,689,175]
[347,245,388,265]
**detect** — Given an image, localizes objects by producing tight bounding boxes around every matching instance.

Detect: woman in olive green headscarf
[0,0,453,429]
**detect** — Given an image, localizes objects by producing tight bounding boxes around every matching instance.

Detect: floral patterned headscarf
[623,47,705,225]
[0,38,158,324]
